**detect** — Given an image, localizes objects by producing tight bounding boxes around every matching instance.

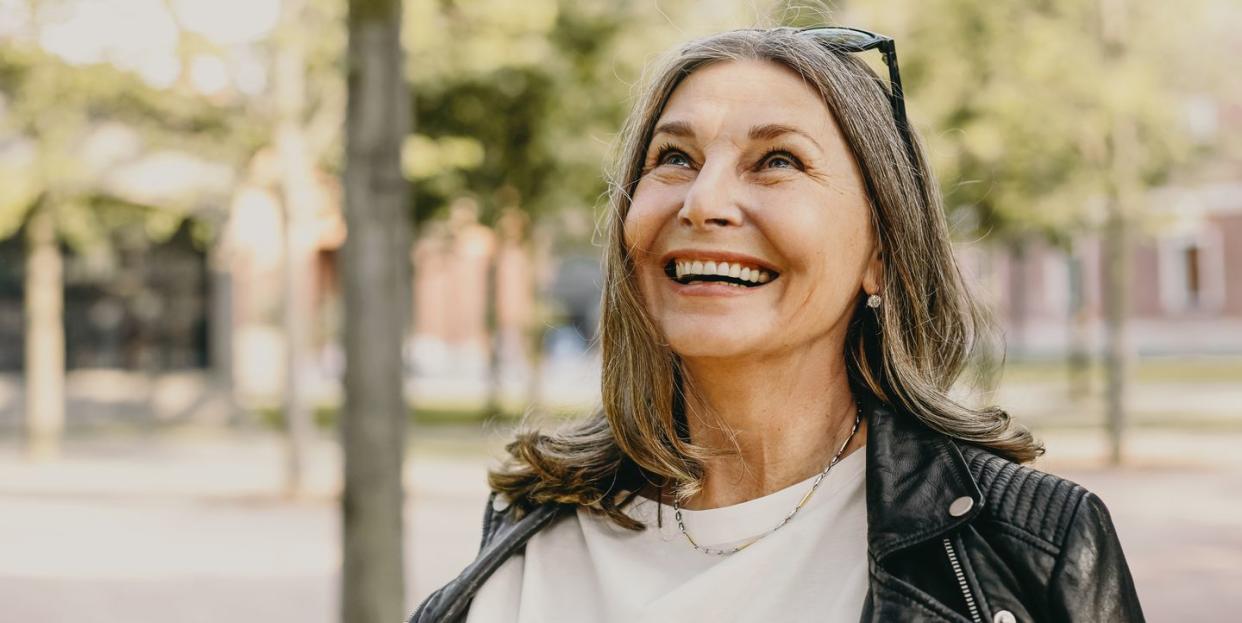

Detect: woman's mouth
[663,259,780,289]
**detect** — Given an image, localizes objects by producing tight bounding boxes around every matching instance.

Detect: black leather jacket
[411,396,1145,622]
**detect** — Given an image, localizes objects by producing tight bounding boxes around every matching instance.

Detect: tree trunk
[24,203,65,460]
[207,219,240,424]
[276,0,315,497]
[1008,238,1029,356]
[972,243,1003,407]
[1102,216,1129,464]
[524,222,555,416]
[1101,0,1135,466]
[485,253,501,419]
[1066,244,1092,400]
[340,0,410,621]
[1102,117,1136,466]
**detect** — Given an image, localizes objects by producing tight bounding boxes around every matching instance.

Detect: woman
[412,26,1144,623]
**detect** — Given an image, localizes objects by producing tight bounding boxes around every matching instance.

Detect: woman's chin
[665,330,765,360]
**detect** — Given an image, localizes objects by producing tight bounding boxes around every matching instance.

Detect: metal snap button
[948,496,974,517]
[993,610,1016,623]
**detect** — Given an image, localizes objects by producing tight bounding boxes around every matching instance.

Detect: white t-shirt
[466,447,868,623]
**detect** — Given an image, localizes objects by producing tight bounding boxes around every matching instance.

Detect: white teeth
[670,258,775,285]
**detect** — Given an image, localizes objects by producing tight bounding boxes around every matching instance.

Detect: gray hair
[490,27,1041,530]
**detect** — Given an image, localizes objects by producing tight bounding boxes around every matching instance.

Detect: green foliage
[350,0,403,24]
[6,0,1224,256]
[404,0,767,228]
[405,0,1227,247]
[840,0,1219,244]
[0,46,256,159]
[406,0,619,225]
[0,44,261,247]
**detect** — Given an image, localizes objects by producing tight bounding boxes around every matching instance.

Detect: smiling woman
[625,59,882,382]
[410,27,1145,623]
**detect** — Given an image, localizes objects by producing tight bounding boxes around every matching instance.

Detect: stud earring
[866,293,882,309]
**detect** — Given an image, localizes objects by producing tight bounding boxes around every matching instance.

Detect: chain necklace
[670,401,863,556]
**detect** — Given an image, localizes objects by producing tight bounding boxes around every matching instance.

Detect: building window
[0,218,210,372]
[1183,245,1201,306]
[1158,228,1225,314]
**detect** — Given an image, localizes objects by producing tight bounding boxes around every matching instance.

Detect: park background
[1,0,1240,621]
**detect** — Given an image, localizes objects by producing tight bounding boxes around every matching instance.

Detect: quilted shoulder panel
[959,444,1088,549]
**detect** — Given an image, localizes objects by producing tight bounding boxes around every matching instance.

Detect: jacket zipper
[942,536,982,623]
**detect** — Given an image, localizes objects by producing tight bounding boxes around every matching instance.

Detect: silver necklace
[670,401,863,556]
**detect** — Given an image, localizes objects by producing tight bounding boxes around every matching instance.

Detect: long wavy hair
[489,27,1042,530]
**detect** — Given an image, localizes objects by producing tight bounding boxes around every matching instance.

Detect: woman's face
[623,59,881,361]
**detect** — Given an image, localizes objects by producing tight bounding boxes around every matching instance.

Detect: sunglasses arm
[881,42,919,171]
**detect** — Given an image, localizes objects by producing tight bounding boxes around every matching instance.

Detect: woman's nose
[678,162,743,230]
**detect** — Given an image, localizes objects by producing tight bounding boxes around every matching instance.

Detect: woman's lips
[666,273,775,296]
[674,282,757,296]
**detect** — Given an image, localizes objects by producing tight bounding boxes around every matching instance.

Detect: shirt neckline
[618,446,866,547]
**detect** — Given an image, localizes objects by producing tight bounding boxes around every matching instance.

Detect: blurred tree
[403,0,764,417]
[404,0,774,225]
[274,0,317,498]
[404,0,635,419]
[340,0,409,620]
[1097,0,1141,467]
[405,0,631,226]
[205,0,346,494]
[862,0,1200,238]
[0,36,254,457]
[843,0,1219,462]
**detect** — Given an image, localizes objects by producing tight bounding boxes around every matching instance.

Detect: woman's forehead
[655,59,839,145]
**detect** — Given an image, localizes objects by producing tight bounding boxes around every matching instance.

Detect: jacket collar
[861,391,983,561]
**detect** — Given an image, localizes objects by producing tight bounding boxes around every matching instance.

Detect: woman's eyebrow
[748,123,822,151]
[649,121,822,151]
[650,120,695,140]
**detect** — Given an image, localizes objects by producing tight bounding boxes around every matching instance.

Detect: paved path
[0,427,1238,621]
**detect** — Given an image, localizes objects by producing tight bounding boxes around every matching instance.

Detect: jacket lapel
[862,392,983,561]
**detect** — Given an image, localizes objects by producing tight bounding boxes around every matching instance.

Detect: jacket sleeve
[408,494,503,623]
[1046,492,1145,622]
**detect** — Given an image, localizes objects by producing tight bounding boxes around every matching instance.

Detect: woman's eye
[760,151,800,170]
[659,150,691,168]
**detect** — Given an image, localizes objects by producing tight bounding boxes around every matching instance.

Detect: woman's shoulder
[955,441,1112,552]
[954,443,1144,619]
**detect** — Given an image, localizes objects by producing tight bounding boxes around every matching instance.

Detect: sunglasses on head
[797,26,917,169]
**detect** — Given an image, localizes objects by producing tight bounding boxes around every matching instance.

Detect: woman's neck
[674,350,866,510]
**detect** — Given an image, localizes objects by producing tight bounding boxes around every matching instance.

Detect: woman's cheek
[620,213,642,258]
[622,202,660,258]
